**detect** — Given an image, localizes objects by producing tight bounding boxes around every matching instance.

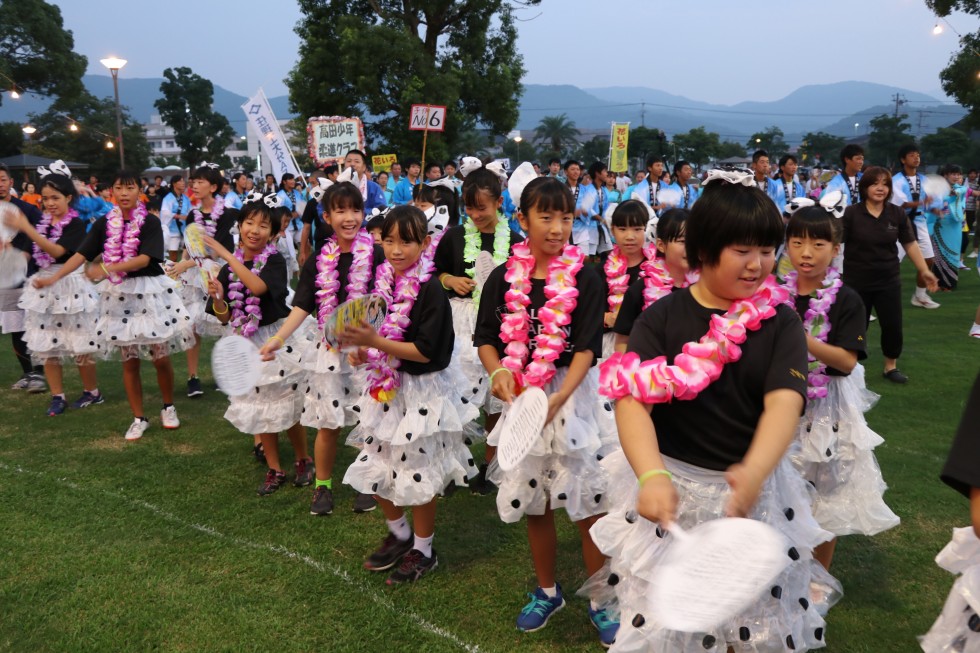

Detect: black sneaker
[252,443,266,465]
[470,463,497,496]
[293,457,315,487]
[186,377,204,398]
[352,492,378,513]
[364,532,413,571]
[386,549,438,585]
[257,469,287,496]
[310,485,334,516]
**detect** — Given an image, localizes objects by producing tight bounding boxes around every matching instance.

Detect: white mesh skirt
[94,274,194,361]
[343,363,480,507]
[19,265,102,363]
[449,297,491,407]
[920,527,980,653]
[589,450,842,653]
[178,265,225,337]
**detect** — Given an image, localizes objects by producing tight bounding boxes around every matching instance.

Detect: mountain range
[0,75,966,144]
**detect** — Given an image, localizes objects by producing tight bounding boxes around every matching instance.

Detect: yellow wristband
[489,367,512,384]
[100,262,110,276]
[267,335,285,348]
[212,299,228,315]
[439,273,451,291]
[637,469,672,487]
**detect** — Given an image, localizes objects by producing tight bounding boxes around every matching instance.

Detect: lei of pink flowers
[191,198,223,238]
[33,208,78,269]
[499,241,585,389]
[315,229,374,331]
[103,203,148,284]
[364,256,432,402]
[228,243,278,338]
[599,277,788,403]
[604,244,657,313]
[640,257,700,310]
[780,266,842,400]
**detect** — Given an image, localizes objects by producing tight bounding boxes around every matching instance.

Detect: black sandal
[882,369,908,384]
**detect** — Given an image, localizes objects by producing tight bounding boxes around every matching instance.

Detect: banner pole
[420,105,430,177]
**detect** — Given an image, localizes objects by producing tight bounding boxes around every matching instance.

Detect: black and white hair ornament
[37,159,71,178]
[785,190,845,219]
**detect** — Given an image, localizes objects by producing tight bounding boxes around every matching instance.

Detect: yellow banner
[609,123,630,173]
[371,154,397,172]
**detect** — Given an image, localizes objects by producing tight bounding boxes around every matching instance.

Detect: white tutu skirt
[601,331,617,361]
[486,367,618,523]
[792,366,900,537]
[19,265,102,363]
[343,365,480,507]
[297,331,362,430]
[920,527,980,653]
[224,320,308,434]
[178,266,225,337]
[449,297,494,411]
[94,274,194,361]
[589,451,842,653]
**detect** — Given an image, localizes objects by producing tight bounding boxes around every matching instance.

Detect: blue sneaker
[588,605,620,648]
[516,585,565,632]
[47,395,67,416]
[70,390,105,410]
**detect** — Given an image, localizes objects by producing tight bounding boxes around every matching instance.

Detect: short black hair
[190,166,223,196]
[169,174,184,186]
[113,170,141,187]
[645,154,664,169]
[943,164,962,176]
[423,162,443,176]
[520,176,574,215]
[322,181,364,215]
[402,157,421,169]
[685,181,783,269]
[237,200,273,228]
[548,157,561,166]
[38,172,76,203]
[366,214,385,232]
[673,160,691,176]
[839,144,864,167]
[656,208,689,245]
[857,166,893,203]
[752,150,769,164]
[587,161,607,179]
[563,159,581,172]
[777,154,797,169]
[609,199,648,228]
[897,143,920,160]
[462,167,502,205]
[322,164,339,175]
[414,182,459,227]
[381,205,428,244]
[443,160,457,170]
[785,206,841,245]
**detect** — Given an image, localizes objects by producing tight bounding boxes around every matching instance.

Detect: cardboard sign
[307,116,366,167]
[330,294,387,345]
[474,251,496,292]
[371,154,397,172]
[409,105,447,132]
[212,335,262,396]
[497,387,549,471]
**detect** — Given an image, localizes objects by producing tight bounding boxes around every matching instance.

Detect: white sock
[915,286,929,300]
[386,516,411,541]
[413,533,434,558]
[540,585,558,598]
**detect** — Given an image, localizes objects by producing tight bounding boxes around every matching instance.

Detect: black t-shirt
[628,288,808,471]
[292,243,385,313]
[187,207,238,253]
[597,250,642,333]
[76,213,166,277]
[50,218,88,264]
[474,262,604,367]
[842,202,916,291]
[792,283,867,376]
[432,224,523,298]
[614,277,682,338]
[208,252,290,326]
[7,197,42,279]
[399,276,454,376]
[941,371,980,499]
[301,201,333,253]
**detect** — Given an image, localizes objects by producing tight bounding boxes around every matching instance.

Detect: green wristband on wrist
[489,367,512,384]
[637,469,672,487]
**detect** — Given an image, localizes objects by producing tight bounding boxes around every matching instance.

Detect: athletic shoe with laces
[970,251,979,258]
[516,585,566,632]
[10,374,30,390]
[353,492,378,513]
[26,372,47,394]
[310,485,334,515]
[293,457,315,487]
[970,323,980,338]
[124,418,149,441]
[161,405,180,429]
[385,548,438,585]
[46,395,67,416]
[364,532,413,571]
[911,295,940,309]
[257,469,287,496]
[186,377,204,398]
[588,605,620,648]
[70,390,104,410]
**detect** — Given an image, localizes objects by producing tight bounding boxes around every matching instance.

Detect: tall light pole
[100,57,127,168]
[514,135,523,161]
[854,122,860,137]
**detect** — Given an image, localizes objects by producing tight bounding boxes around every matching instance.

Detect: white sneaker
[911,295,940,309]
[161,405,180,429]
[969,251,978,258]
[970,323,980,338]
[125,418,149,441]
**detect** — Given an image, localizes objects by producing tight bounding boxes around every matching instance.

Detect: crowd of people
[0,141,978,652]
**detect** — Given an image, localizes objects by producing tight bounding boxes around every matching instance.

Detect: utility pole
[891,93,907,118]
[640,101,646,128]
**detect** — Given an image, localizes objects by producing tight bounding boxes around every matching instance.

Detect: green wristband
[489,367,512,384]
[637,469,672,487]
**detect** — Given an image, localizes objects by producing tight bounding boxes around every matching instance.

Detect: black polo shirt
[941,371,980,499]
[841,202,916,291]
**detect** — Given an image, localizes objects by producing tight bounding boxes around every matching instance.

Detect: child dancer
[37,170,193,440]
[593,170,839,652]
[204,200,313,496]
[11,164,103,415]
[260,182,385,515]
[474,175,619,646]
[781,201,900,570]
[342,205,478,584]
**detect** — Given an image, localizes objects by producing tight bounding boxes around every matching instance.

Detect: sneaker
[70,390,104,410]
[310,485,334,516]
[364,532,414,571]
[46,395,67,416]
[124,418,149,441]
[883,368,909,384]
[969,251,978,258]
[386,548,438,585]
[517,585,566,632]
[970,323,980,338]
[10,374,30,390]
[470,463,496,496]
[252,442,267,465]
[293,457,315,487]
[257,469,287,496]
[186,377,204,398]
[26,373,47,394]
[911,295,940,309]
[353,492,378,513]
[161,405,180,429]
[959,261,970,270]
[588,605,620,648]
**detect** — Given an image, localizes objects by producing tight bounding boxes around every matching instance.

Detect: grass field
[0,261,978,653]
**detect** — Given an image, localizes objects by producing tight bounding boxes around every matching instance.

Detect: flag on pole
[242,89,301,183]
[609,123,630,173]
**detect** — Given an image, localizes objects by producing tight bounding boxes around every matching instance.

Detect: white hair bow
[336,166,358,186]
[458,156,483,178]
[703,168,755,187]
[245,190,265,204]
[200,161,220,170]
[309,177,334,203]
[785,190,846,219]
[37,159,71,178]
[507,162,537,210]
[426,176,457,192]
[263,194,284,208]
[485,161,509,182]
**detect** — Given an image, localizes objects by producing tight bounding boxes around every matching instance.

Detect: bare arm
[617,396,677,525]
[806,337,858,375]
[901,240,939,291]
[258,306,312,360]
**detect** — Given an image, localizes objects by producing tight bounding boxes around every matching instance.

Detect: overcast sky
[49,0,965,104]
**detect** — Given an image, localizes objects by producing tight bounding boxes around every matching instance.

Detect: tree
[533,114,579,157]
[573,135,609,165]
[0,122,24,157]
[927,0,980,127]
[288,0,537,164]
[0,0,87,108]
[154,67,234,170]
[867,113,913,167]
[798,132,846,169]
[672,127,722,168]
[716,140,748,160]
[452,129,493,160]
[746,126,787,157]
[501,136,539,164]
[920,126,973,165]
[629,126,667,165]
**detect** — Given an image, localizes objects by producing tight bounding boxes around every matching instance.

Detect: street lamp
[21,125,36,135]
[514,135,523,161]
[854,122,860,136]
[100,56,127,168]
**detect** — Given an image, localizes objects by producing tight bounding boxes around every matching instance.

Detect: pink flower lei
[780,266,842,400]
[604,244,657,313]
[640,256,700,310]
[191,197,224,238]
[228,243,278,338]
[599,277,789,404]
[33,208,78,269]
[364,256,433,402]
[315,229,374,332]
[499,241,585,390]
[103,203,148,284]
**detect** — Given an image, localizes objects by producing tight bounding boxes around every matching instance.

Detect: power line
[520,99,963,118]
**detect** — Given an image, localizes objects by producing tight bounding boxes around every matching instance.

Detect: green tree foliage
[0,122,24,157]
[154,67,234,170]
[452,130,493,159]
[799,131,847,168]
[629,126,667,164]
[867,113,914,167]
[926,0,980,127]
[716,140,748,159]
[533,114,579,157]
[746,126,787,157]
[574,135,609,165]
[501,136,538,164]
[672,127,722,168]
[288,0,536,164]
[0,0,86,108]
[920,126,973,165]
